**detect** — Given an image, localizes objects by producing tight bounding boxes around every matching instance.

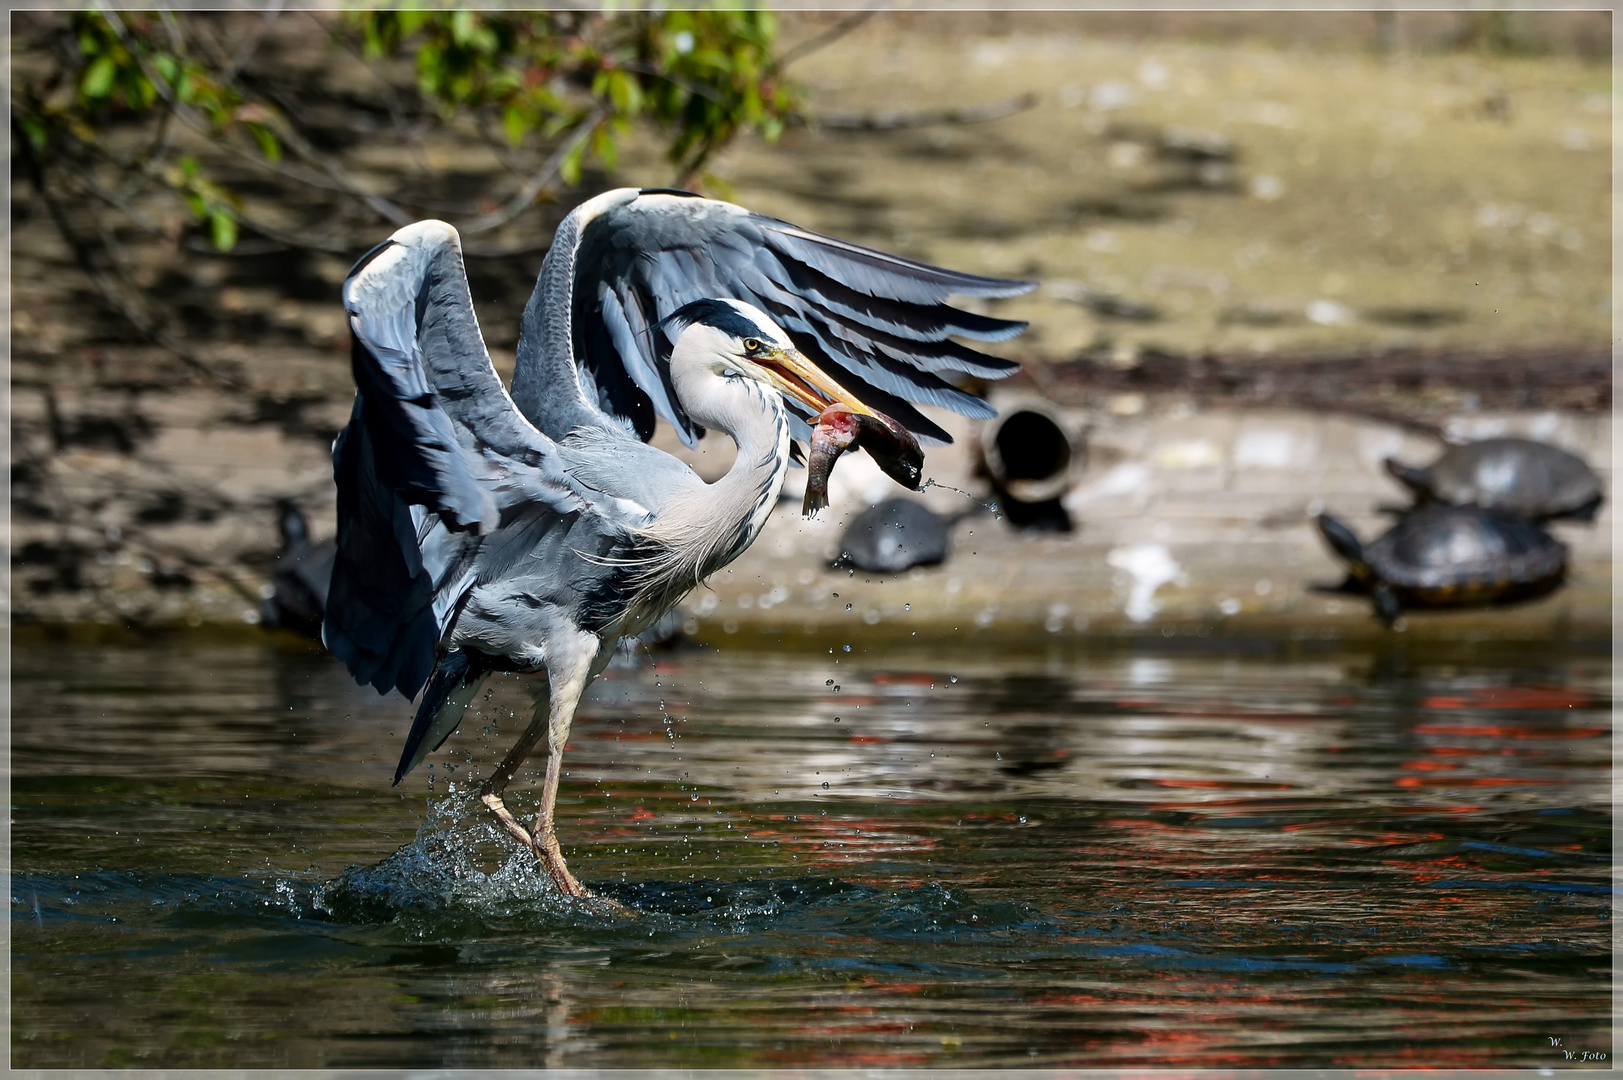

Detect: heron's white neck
[624,347,791,627]
[665,357,792,576]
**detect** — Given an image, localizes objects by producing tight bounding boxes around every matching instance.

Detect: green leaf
[560,140,585,186]
[80,56,117,100]
[17,114,48,152]
[210,207,238,251]
[593,124,618,170]
[502,105,530,146]
[247,122,282,163]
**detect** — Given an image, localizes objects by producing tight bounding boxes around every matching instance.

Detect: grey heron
[323,187,1031,900]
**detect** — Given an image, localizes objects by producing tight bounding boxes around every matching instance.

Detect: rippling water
[11,635,1612,1068]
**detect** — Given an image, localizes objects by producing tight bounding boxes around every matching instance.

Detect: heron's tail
[394,649,487,785]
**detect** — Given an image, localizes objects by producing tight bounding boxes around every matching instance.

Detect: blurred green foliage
[351,10,792,185]
[13,9,795,251]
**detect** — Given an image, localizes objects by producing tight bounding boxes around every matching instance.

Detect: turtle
[1384,437,1604,522]
[835,498,952,574]
[1314,505,1567,624]
[260,501,335,641]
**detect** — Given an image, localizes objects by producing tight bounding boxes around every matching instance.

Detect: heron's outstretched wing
[515,187,1035,447]
[323,220,631,704]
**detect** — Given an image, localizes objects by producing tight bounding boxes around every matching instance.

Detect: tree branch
[100,8,413,226]
[771,9,877,74]
[18,129,247,391]
[456,107,605,236]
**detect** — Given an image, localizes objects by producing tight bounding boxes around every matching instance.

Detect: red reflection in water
[870,672,940,686]
[1422,686,1592,709]
[1131,779,1298,790]
[1394,776,1554,788]
[1411,724,1604,738]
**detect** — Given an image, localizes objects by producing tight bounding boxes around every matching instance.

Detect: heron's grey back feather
[514,188,1034,448]
[555,425,704,516]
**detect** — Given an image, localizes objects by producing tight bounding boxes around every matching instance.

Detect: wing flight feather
[518,188,1033,447]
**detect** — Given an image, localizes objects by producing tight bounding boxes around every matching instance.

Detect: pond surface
[11,635,1612,1069]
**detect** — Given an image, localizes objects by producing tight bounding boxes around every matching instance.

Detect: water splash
[315,788,579,925]
[922,478,1002,520]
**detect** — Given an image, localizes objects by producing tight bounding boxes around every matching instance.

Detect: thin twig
[310,11,432,175]
[100,8,412,226]
[76,133,357,254]
[222,2,283,82]
[456,107,605,236]
[771,9,877,74]
[19,132,246,391]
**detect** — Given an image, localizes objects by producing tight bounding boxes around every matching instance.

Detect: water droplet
[904,603,911,610]
[843,645,852,653]
[950,675,958,683]
[826,679,834,686]
[822,781,830,789]
[845,603,853,611]
[1019,815,1028,824]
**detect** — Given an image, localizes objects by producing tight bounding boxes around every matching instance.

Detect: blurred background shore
[11,10,1611,644]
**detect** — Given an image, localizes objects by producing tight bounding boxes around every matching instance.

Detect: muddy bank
[10,16,1610,636]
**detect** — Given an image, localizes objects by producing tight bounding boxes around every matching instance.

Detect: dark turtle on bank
[835,498,951,574]
[260,501,335,641]
[1384,437,1604,522]
[1315,505,1567,624]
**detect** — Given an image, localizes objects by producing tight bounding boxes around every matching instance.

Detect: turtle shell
[836,497,951,574]
[1402,437,1602,520]
[1364,504,1567,602]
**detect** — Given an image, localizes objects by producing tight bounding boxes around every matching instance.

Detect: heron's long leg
[478,703,548,850]
[528,629,602,899]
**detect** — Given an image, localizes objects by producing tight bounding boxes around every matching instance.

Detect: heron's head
[663,298,883,423]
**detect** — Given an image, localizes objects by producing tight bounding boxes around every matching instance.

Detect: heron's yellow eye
[742,337,761,353]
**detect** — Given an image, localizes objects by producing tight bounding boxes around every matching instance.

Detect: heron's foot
[531,829,634,916]
[480,790,537,849]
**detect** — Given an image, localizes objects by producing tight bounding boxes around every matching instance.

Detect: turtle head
[1383,457,1432,500]
[1315,512,1373,581]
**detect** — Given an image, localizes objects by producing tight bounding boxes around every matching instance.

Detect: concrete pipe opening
[981,401,1080,505]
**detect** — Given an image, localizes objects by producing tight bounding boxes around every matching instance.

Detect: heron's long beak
[757,347,882,420]
[755,346,924,503]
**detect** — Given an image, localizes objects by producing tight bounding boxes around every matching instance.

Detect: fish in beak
[802,405,923,516]
[752,346,924,515]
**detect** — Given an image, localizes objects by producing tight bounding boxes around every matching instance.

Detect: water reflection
[10,636,1611,1069]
